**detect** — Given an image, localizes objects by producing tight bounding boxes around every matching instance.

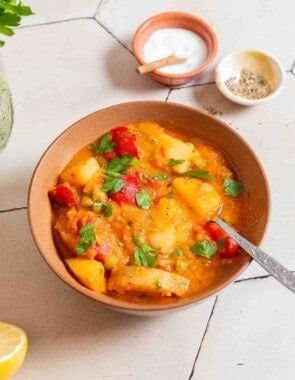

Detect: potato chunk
[172,178,222,220]
[149,198,191,251]
[107,266,190,296]
[61,157,100,187]
[65,258,106,293]
[149,227,176,254]
[154,134,193,173]
[107,266,189,296]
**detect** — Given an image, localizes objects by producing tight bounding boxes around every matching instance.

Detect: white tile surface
[97,0,295,85]
[21,0,99,26]
[0,19,167,210]
[169,76,295,279]
[1,210,215,380]
[1,1,295,379]
[191,277,295,380]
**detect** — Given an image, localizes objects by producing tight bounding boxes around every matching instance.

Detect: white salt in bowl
[215,49,286,106]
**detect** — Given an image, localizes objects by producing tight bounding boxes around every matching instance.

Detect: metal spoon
[215,217,295,293]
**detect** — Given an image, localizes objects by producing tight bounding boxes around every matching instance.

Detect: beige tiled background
[1,1,294,379]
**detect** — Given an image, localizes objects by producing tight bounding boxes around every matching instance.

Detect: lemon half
[0,322,27,380]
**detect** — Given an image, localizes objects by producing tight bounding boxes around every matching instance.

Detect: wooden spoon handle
[137,56,186,74]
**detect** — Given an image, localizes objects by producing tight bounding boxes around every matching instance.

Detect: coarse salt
[142,28,208,74]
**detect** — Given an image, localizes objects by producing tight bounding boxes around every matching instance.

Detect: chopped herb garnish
[136,190,152,210]
[92,201,104,213]
[75,222,96,255]
[132,234,141,246]
[183,169,213,180]
[150,174,168,180]
[190,240,217,259]
[134,244,158,268]
[90,133,115,155]
[101,172,125,194]
[223,178,243,197]
[0,1,34,47]
[102,202,113,217]
[168,158,185,167]
[155,280,162,289]
[175,248,183,257]
[107,154,138,173]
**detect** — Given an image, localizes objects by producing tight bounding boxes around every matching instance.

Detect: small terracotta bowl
[132,12,218,86]
[28,101,270,316]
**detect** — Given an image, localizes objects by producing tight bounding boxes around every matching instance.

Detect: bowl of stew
[28,101,270,315]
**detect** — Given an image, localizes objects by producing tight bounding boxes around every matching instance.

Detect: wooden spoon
[137,56,186,74]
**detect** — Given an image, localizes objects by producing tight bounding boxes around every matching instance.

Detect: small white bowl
[215,49,286,106]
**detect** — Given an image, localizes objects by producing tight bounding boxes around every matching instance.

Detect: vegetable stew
[49,121,247,304]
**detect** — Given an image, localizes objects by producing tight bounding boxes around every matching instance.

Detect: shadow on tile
[192,83,248,116]
[104,44,167,93]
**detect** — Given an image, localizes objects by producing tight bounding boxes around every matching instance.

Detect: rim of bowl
[28,100,271,313]
[215,48,286,106]
[132,11,218,79]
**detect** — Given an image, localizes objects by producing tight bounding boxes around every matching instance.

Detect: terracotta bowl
[28,101,270,316]
[132,12,218,86]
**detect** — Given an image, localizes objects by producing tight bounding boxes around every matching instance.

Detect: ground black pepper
[225,68,271,99]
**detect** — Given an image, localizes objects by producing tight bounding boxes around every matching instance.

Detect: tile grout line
[234,274,270,283]
[93,18,134,56]
[94,0,106,17]
[188,296,218,380]
[0,206,27,214]
[164,88,172,102]
[234,270,294,284]
[17,16,93,29]
[174,81,216,90]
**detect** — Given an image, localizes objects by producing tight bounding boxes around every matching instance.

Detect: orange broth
[50,121,247,304]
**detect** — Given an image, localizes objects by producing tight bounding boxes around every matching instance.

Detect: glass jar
[0,55,13,152]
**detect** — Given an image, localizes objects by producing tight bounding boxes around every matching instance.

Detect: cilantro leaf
[0,1,33,46]
[150,174,168,180]
[183,169,213,180]
[224,178,243,197]
[90,133,115,155]
[175,248,183,257]
[107,154,138,173]
[75,222,96,255]
[101,172,125,194]
[168,158,185,167]
[190,240,217,259]
[134,244,158,267]
[102,202,113,217]
[92,201,113,216]
[135,190,152,209]
[132,234,141,246]
[155,280,162,289]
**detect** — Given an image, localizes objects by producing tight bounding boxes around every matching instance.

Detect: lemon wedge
[0,322,28,380]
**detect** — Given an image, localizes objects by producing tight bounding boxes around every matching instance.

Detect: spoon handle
[216,218,295,293]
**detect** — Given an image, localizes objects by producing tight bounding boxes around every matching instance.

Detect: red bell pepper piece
[93,243,111,262]
[109,174,140,205]
[109,126,139,158]
[50,183,78,208]
[109,126,128,139]
[219,237,240,259]
[205,222,226,241]
[103,151,117,161]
